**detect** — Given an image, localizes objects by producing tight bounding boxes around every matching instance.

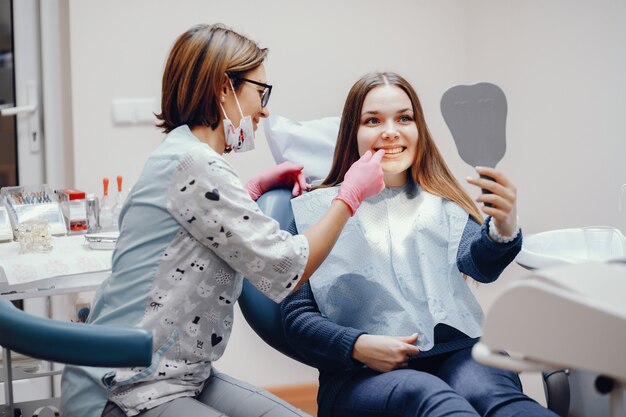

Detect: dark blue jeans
[331,347,558,417]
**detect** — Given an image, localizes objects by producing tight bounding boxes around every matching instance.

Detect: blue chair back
[238,188,307,363]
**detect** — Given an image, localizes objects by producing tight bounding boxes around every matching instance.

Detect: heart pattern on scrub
[205,189,220,201]
[211,332,223,347]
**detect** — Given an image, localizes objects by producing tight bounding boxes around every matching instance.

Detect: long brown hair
[321,72,482,224]
[156,23,268,133]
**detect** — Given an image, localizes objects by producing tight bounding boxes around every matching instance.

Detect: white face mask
[221,79,255,154]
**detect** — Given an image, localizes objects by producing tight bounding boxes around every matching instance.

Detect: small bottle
[99,177,115,231]
[86,193,100,233]
[112,175,125,229]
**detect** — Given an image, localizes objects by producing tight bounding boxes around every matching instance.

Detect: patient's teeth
[384,148,402,155]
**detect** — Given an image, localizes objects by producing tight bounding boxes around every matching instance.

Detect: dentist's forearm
[296,200,351,291]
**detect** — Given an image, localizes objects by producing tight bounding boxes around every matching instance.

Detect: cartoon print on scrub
[272,256,294,274]
[201,209,223,229]
[157,359,179,379]
[136,387,159,404]
[190,258,209,272]
[214,268,233,285]
[210,329,223,347]
[98,141,312,415]
[147,287,169,312]
[183,299,200,314]
[204,188,220,201]
[236,214,251,225]
[196,280,215,298]
[167,267,185,285]
[284,274,299,290]
[177,175,197,193]
[177,208,197,225]
[256,277,272,293]
[217,291,233,306]
[185,316,202,337]
[246,256,266,273]
[191,339,207,360]
[202,160,241,200]
[206,226,233,248]
[203,308,220,324]
[162,314,176,328]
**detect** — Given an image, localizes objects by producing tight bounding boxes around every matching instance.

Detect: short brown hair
[156,23,268,133]
[321,72,483,224]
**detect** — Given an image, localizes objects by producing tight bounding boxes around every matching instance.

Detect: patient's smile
[375,146,406,156]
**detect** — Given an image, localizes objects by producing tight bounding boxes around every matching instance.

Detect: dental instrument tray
[84,231,119,250]
[0,184,67,238]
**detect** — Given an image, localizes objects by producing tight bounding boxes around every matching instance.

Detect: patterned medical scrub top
[60,125,309,417]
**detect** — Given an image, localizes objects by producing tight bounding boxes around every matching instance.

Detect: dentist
[60,23,385,417]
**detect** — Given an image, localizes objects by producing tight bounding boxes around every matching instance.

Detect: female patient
[281,72,558,417]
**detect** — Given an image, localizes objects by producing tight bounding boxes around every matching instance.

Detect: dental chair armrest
[543,370,570,417]
[0,299,153,367]
[472,342,560,373]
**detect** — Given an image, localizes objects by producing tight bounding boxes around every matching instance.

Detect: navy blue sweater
[280,216,522,417]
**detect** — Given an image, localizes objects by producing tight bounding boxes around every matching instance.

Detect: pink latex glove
[334,150,385,215]
[245,161,311,201]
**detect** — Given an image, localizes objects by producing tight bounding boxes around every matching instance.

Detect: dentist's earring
[221,96,225,103]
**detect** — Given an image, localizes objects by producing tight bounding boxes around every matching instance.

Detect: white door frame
[8,0,44,186]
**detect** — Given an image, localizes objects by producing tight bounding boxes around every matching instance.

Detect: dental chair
[474,261,626,417]
[239,188,308,364]
[238,188,570,417]
[0,298,152,416]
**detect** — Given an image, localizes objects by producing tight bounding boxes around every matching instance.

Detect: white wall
[64,0,626,401]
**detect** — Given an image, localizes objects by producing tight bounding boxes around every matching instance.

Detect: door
[0,0,51,408]
[0,0,17,187]
[0,0,44,188]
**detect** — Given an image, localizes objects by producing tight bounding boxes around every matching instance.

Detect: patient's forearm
[281,282,365,370]
[457,216,522,283]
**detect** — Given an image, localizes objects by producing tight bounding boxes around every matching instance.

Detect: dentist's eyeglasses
[237,77,272,108]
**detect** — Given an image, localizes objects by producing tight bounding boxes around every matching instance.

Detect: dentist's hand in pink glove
[334,150,385,215]
[245,161,311,201]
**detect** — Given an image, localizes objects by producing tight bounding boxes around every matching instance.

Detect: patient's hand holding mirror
[441,83,507,205]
